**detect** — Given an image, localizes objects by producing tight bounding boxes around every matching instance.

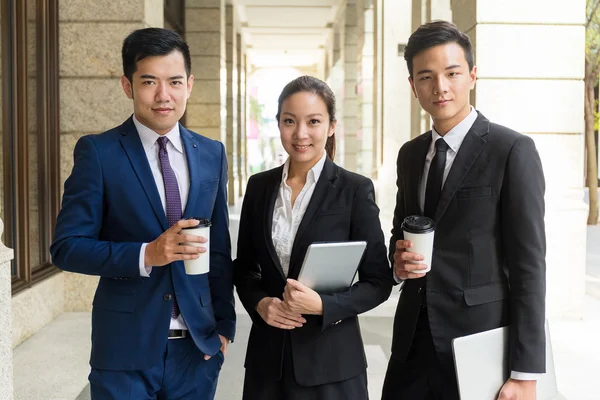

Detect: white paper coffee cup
[182,218,211,275]
[401,215,435,273]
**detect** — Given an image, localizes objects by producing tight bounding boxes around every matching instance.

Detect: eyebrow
[281,112,324,118]
[139,74,185,80]
[415,65,462,75]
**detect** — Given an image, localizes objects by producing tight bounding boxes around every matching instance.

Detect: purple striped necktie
[157,136,182,319]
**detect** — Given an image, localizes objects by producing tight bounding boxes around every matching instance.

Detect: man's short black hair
[404,20,474,78]
[122,28,191,82]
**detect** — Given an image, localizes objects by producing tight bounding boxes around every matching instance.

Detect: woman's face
[278,91,336,168]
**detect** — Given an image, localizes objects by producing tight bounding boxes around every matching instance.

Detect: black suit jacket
[234,158,393,386]
[390,111,546,375]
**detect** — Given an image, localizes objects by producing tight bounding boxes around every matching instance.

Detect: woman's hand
[282,279,324,315]
[256,297,306,329]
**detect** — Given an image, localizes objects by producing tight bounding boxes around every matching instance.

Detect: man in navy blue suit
[51,28,235,399]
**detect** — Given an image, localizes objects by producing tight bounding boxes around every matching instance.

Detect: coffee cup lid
[182,217,211,229]
[401,215,435,234]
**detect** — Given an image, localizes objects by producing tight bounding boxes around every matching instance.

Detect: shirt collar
[133,115,183,154]
[281,151,327,184]
[431,106,478,153]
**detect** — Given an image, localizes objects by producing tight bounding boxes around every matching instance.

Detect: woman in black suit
[233,75,393,400]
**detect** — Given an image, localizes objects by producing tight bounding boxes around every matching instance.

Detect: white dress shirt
[133,115,190,330]
[272,151,327,276]
[400,107,539,380]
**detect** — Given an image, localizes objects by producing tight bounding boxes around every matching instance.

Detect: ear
[408,77,417,98]
[121,75,133,100]
[469,66,477,90]
[186,74,195,99]
[328,119,337,137]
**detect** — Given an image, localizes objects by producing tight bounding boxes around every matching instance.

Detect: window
[2,0,60,294]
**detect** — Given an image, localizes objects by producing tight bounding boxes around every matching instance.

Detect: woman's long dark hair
[276,75,337,160]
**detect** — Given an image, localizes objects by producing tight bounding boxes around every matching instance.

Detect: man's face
[409,43,476,133]
[121,50,194,135]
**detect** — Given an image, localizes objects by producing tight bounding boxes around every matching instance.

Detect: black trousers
[242,333,369,400]
[381,307,459,400]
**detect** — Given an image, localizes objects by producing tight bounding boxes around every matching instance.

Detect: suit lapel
[119,117,168,230]
[408,133,432,214]
[264,166,286,280]
[288,158,337,278]
[180,126,200,218]
[434,112,490,221]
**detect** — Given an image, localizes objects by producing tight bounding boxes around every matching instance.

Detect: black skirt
[242,334,369,400]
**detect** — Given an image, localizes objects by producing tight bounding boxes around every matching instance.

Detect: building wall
[0,219,14,400]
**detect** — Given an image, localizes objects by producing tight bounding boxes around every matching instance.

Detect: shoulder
[487,122,536,151]
[247,166,283,189]
[332,163,373,190]
[75,125,124,152]
[183,127,225,151]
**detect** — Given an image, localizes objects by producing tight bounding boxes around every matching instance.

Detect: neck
[288,152,324,182]
[433,104,471,136]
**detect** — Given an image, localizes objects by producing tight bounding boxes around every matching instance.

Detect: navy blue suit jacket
[51,117,236,371]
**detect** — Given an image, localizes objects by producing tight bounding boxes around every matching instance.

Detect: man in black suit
[381,21,546,400]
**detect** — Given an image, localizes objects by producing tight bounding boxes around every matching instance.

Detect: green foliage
[588,0,600,73]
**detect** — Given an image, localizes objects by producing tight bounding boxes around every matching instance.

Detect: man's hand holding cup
[394,215,436,280]
[144,219,206,267]
[393,240,428,280]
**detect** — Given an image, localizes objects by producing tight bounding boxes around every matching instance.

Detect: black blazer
[390,111,546,375]
[234,158,393,386]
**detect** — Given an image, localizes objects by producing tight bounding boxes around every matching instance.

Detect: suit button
[164,294,172,301]
[418,287,422,293]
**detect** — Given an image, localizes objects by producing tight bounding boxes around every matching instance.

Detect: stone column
[328,13,346,166]
[236,36,247,196]
[410,0,431,140]
[343,0,359,172]
[225,4,238,204]
[185,0,227,143]
[452,0,587,318]
[0,219,14,400]
[58,0,163,313]
[359,0,375,178]
[376,0,414,239]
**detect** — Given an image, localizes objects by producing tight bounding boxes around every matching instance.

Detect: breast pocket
[456,186,492,199]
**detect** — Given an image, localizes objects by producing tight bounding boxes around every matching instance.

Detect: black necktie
[424,138,449,219]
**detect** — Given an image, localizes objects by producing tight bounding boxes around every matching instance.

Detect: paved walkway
[71,222,600,400]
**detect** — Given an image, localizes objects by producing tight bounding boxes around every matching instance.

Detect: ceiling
[235,0,343,69]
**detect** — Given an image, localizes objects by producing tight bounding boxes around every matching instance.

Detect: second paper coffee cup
[401,215,435,273]
[182,218,211,275]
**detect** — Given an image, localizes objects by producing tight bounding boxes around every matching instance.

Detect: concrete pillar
[329,13,346,166]
[344,0,359,172]
[58,0,164,314]
[236,37,247,196]
[452,0,587,318]
[0,219,14,400]
[359,1,375,178]
[225,5,238,204]
[186,0,227,144]
[376,0,413,239]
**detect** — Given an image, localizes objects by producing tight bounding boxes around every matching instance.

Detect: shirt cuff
[510,371,543,381]
[392,265,404,283]
[139,243,152,277]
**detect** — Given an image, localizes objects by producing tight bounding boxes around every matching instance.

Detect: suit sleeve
[50,136,142,278]
[389,146,407,269]
[501,135,546,373]
[320,179,393,329]
[209,142,236,341]
[233,176,270,326]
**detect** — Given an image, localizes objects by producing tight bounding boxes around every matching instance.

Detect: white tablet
[297,241,367,293]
